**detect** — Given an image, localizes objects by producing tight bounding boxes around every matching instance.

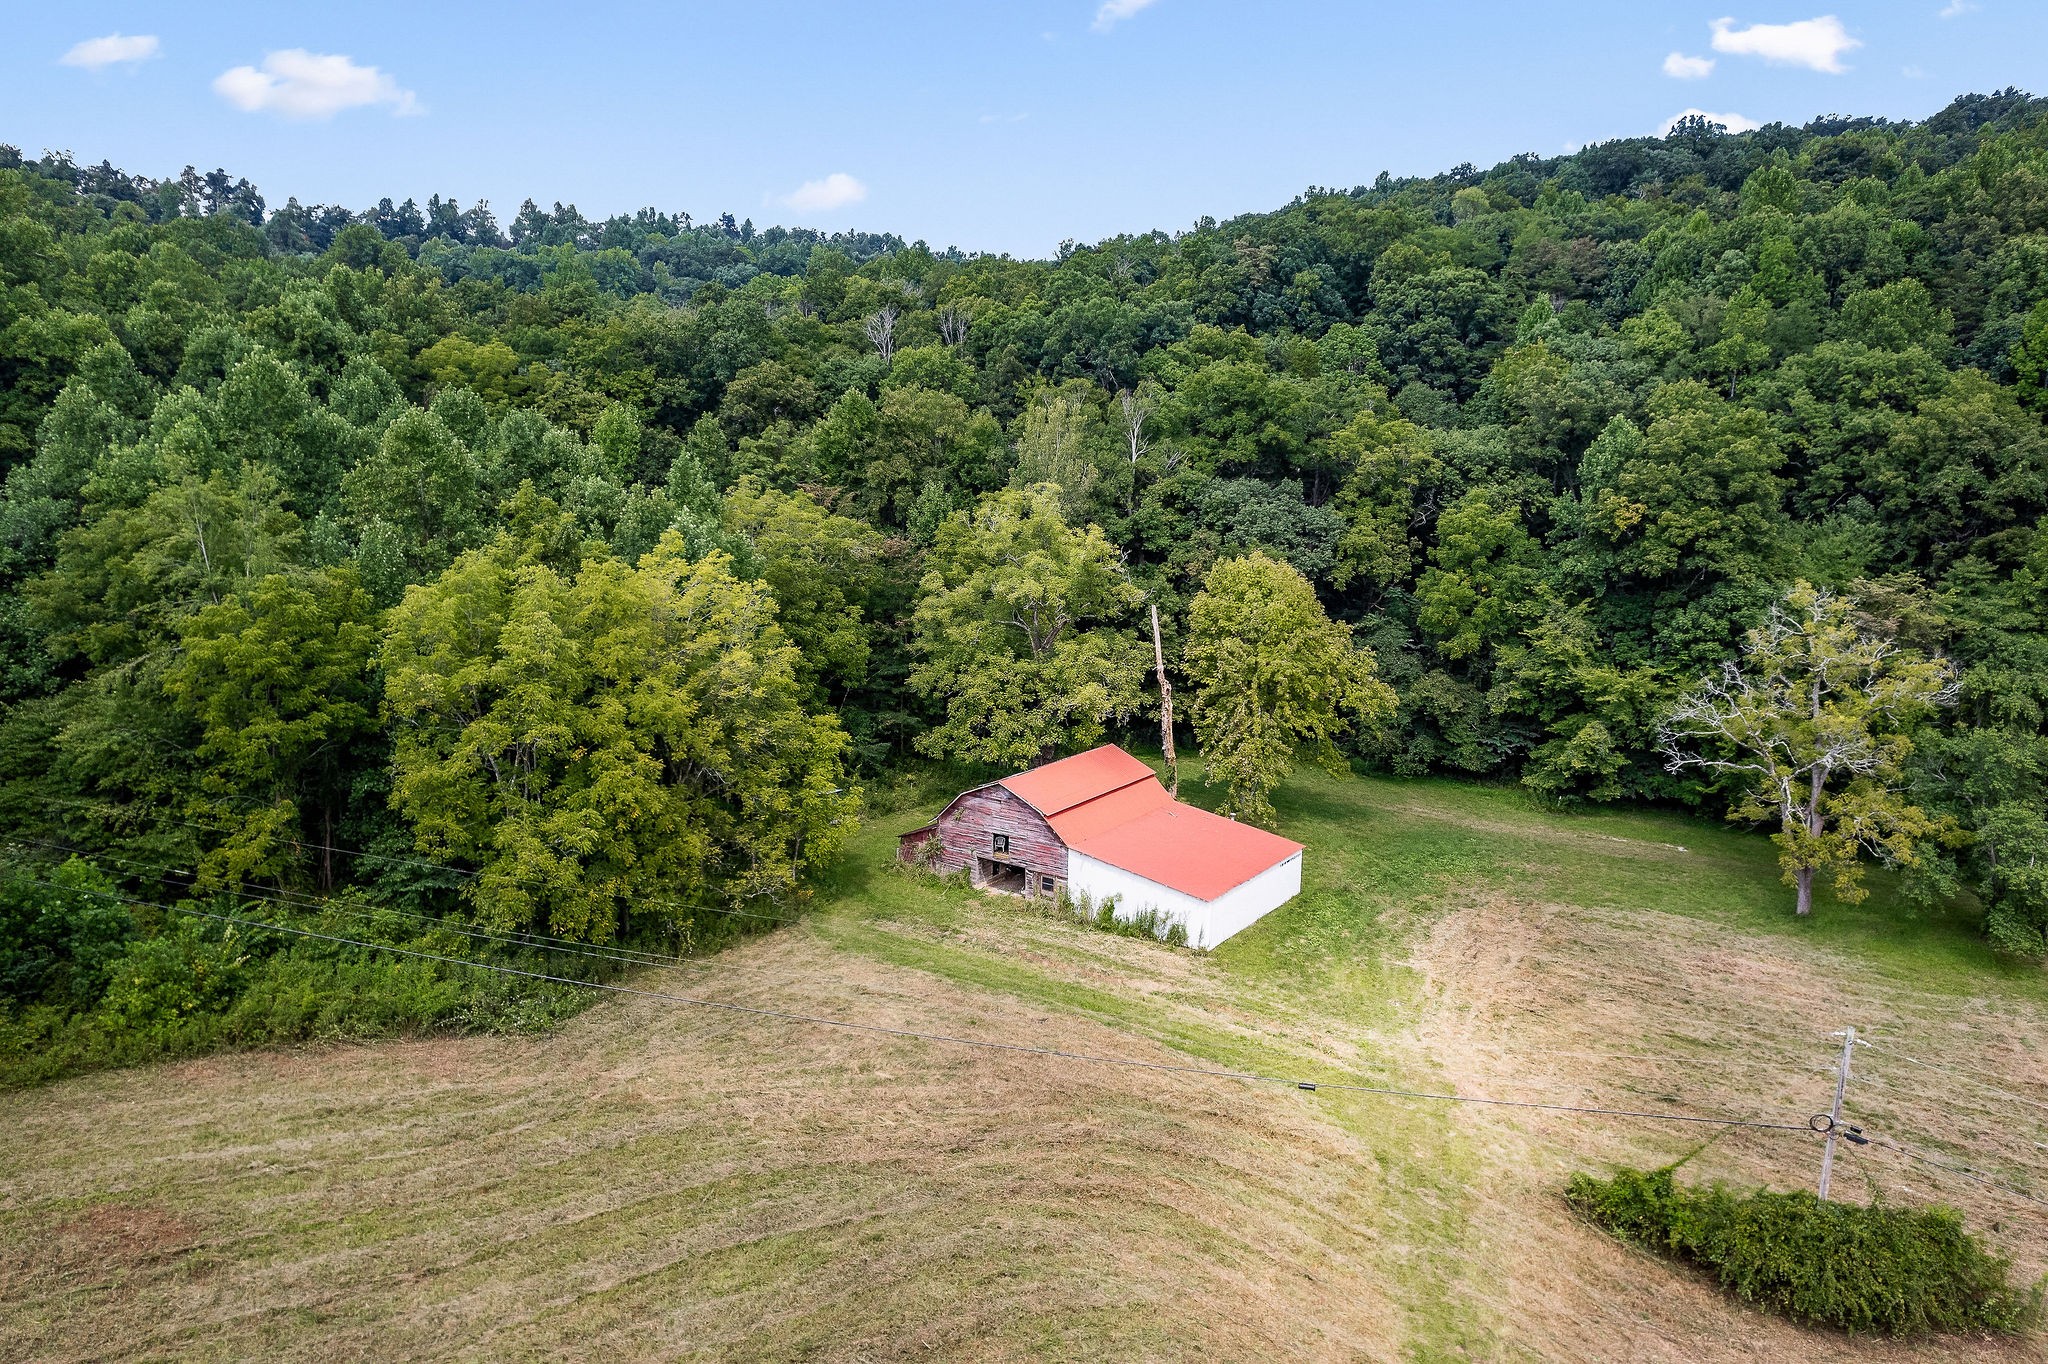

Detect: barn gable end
[900,784,1068,895]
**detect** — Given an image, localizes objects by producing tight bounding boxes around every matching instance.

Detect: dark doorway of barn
[975,858,1028,894]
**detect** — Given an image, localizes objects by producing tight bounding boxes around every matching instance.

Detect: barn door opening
[974,858,1027,894]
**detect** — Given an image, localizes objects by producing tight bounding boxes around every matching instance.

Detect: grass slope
[3,767,2044,1362]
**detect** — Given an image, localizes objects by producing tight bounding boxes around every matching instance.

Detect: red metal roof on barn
[998,745,1157,817]
[1000,745,1303,901]
[1067,802,1303,902]
[1044,775,1174,844]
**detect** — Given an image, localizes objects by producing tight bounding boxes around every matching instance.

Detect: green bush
[1567,1164,2041,1336]
[0,859,136,1011]
[0,868,607,1087]
[97,922,252,1028]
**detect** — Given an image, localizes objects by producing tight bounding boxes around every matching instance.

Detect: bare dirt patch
[24,1204,202,1275]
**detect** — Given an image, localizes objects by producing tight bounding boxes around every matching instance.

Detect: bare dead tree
[939,303,972,349]
[1116,383,1157,513]
[1151,603,1177,798]
[1117,386,1153,467]
[863,304,898,365]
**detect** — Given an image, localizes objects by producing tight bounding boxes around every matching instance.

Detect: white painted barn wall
[1065,850,1303,949]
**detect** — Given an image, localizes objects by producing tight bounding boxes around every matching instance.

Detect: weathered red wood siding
[899,785,1068,887]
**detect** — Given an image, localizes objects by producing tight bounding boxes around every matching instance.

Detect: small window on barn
[1042,875,1057,892]
[992,833,1010,853]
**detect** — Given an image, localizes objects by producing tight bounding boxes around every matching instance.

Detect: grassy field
[5,766,2047,1362]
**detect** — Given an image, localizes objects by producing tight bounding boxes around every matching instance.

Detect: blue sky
[4,2,2043,258]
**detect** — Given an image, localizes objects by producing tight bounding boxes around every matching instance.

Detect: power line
[24,798,798,928]
[6,827,696,966]
[1848,1069,2048,1132]
[9,847,1842,1116]
[1854,1133,2048,1211]
[1866,1048,2048,1118]
[6,838,690,972]
[19,875,1829,1137]
[1789,1027,2048,1210]
[1454,1043,1832,1073]
[26,868,2048,1218]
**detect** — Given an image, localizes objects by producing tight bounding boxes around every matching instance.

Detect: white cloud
[1093,0,1160,32]
[59,33,159,70]
[213,50,419,119]
[1710,15,1860,73]
[1663,108,1764,135]
[780,173,868,213]
[1938,0,1977,16]
[1663,51,1715,79]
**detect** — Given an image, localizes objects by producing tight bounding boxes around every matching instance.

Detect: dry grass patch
[1408,891,2048,1361]
[1,928,1408,1364]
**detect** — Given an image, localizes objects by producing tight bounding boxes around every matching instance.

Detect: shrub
[0,859,136,1011]
[96,922,251,1029]
[1567,1164,2041,1336]
[0,875,609,1088]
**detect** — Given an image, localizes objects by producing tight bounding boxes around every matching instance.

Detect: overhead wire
[1852,1132,2048,1211]
[1846,1079,2048,1156]
[13,874,1832,1137]
[23,798,799,928]
[4,832,1862,1091]
[1863,1047,2048,1117]
[1452,1042,1833,1073]
[6,845,1832,1117]
[6,837,693,972]
[26,846,2048,1200]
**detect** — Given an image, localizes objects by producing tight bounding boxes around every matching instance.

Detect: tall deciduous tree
[1184,552,1397,827]
[722,479,882,702]
[1010,385,1100,520]
[339,408,486,578]
[863,304,898,366]
[2015,299,2048,412]
[382,525,858,943]
[910,485,1147,768]
[163,568,379,889]
[1659,581,1956,915]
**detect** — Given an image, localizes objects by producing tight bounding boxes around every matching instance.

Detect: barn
[897,745,1304,948]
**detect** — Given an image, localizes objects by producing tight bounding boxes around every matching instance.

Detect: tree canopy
[1185,552,1396,826]
[2,88,2048,986]
[1659,582,1956,915]
[382,517,858,943]
[909,485,1147,768]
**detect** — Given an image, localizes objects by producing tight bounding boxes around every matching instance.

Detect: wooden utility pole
[1151,603,1177,798]
[1818,1026,1858,1200]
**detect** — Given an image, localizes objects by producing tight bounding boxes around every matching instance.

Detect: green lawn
[856,759,2038,1009]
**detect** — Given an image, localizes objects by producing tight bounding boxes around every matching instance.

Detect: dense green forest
[3,91,2047,1075]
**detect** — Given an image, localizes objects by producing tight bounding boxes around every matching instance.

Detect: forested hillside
[3,91,2048,1072]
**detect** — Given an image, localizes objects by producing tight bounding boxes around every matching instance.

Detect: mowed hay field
[6,769,2048,1363]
